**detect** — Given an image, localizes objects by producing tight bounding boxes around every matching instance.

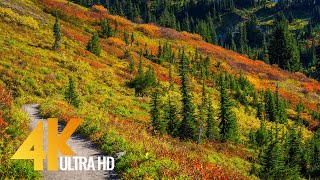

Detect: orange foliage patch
[105,37,126,48]
[42,0,107,21]
[180,31,203,41]
[0,113,5,128]
[135,24,161,37]
[302,82,320,94]
[91,5,107,13]
[73,56,106,69]
[62,27,89,44]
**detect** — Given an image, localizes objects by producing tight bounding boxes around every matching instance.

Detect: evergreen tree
[246,15,262,46]
[260,141,287,179]
[286,126,304,177]
[268,16,301,72]
[65,76,80,108]
[239,22,249,54]
[256,101,263,120]
[255,119,268,147]
[128,58,135,79]
[106,20,113,38]
[165,94,178,137]
[100,19,108,38]
[53,15,62,50]
[144,66,157,88]
[114,19,119,37]
[308,129,320,176]
[169,65,174,90]
[262,33,269,64]
[178,52,198,140]
[86,32,101,56]
[275,84,287,123]
[124,30,129,45]
[150,91,165,134]
[265,89,277,122]
[130,32,135,46]
[218,73,238,142]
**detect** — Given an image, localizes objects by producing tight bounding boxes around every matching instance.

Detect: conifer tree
[53,15,62,50]
[255,119,268,147]
[65,76,80,108]
[268,15,301,72]
[218,73,238,142]
[275,84,287,123]
[100,19,108,38]
[204,56,211,79]
[256,101,263,120]
[178,51,198,140]
[114,19,119,37]
[286,126,304,177]
[150,91,165,134]
[128,51,144,96]
[130,32,135,46]
[265,89,277,122]
[165,94,178,137]
[86,32,101,56]
[308,129,320,176]
[144,66,157,88]
[239,23,248,54]
[106,20,113,38]
[128,58,135,79]
[262,33,269,64]
[169,65,174,90]
[124,30,129,45]
[260,141,287,179]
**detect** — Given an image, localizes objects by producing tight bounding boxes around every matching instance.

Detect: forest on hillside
[1,0,320,179]
[71,0,320,79]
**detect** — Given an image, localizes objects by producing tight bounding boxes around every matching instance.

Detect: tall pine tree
[178,51,198,140]
[53,15,62,50]
[218,73,238,142]
[86,32,101,56]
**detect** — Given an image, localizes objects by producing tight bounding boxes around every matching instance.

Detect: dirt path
[22,104,118,180]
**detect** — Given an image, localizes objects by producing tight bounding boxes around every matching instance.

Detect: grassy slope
[1,0,320,179]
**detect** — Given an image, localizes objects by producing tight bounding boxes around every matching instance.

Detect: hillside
[1,0,320,179]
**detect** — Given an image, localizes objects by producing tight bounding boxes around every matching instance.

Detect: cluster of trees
[134,41,320,178]
[69,0,320,79]
[127,52,157,96]
[250,120,320,179]
[146,50,239,143]
[52,7,320,177]
[268,14,301,72]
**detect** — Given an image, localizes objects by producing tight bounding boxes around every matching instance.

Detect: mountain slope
[1,0,320,179]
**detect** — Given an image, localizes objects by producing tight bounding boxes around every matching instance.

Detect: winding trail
[22,104,118,180]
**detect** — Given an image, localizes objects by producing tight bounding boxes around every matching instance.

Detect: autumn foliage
[2,0,320,179]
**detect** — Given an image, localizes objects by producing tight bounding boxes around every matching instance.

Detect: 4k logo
[11,118,83,171]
